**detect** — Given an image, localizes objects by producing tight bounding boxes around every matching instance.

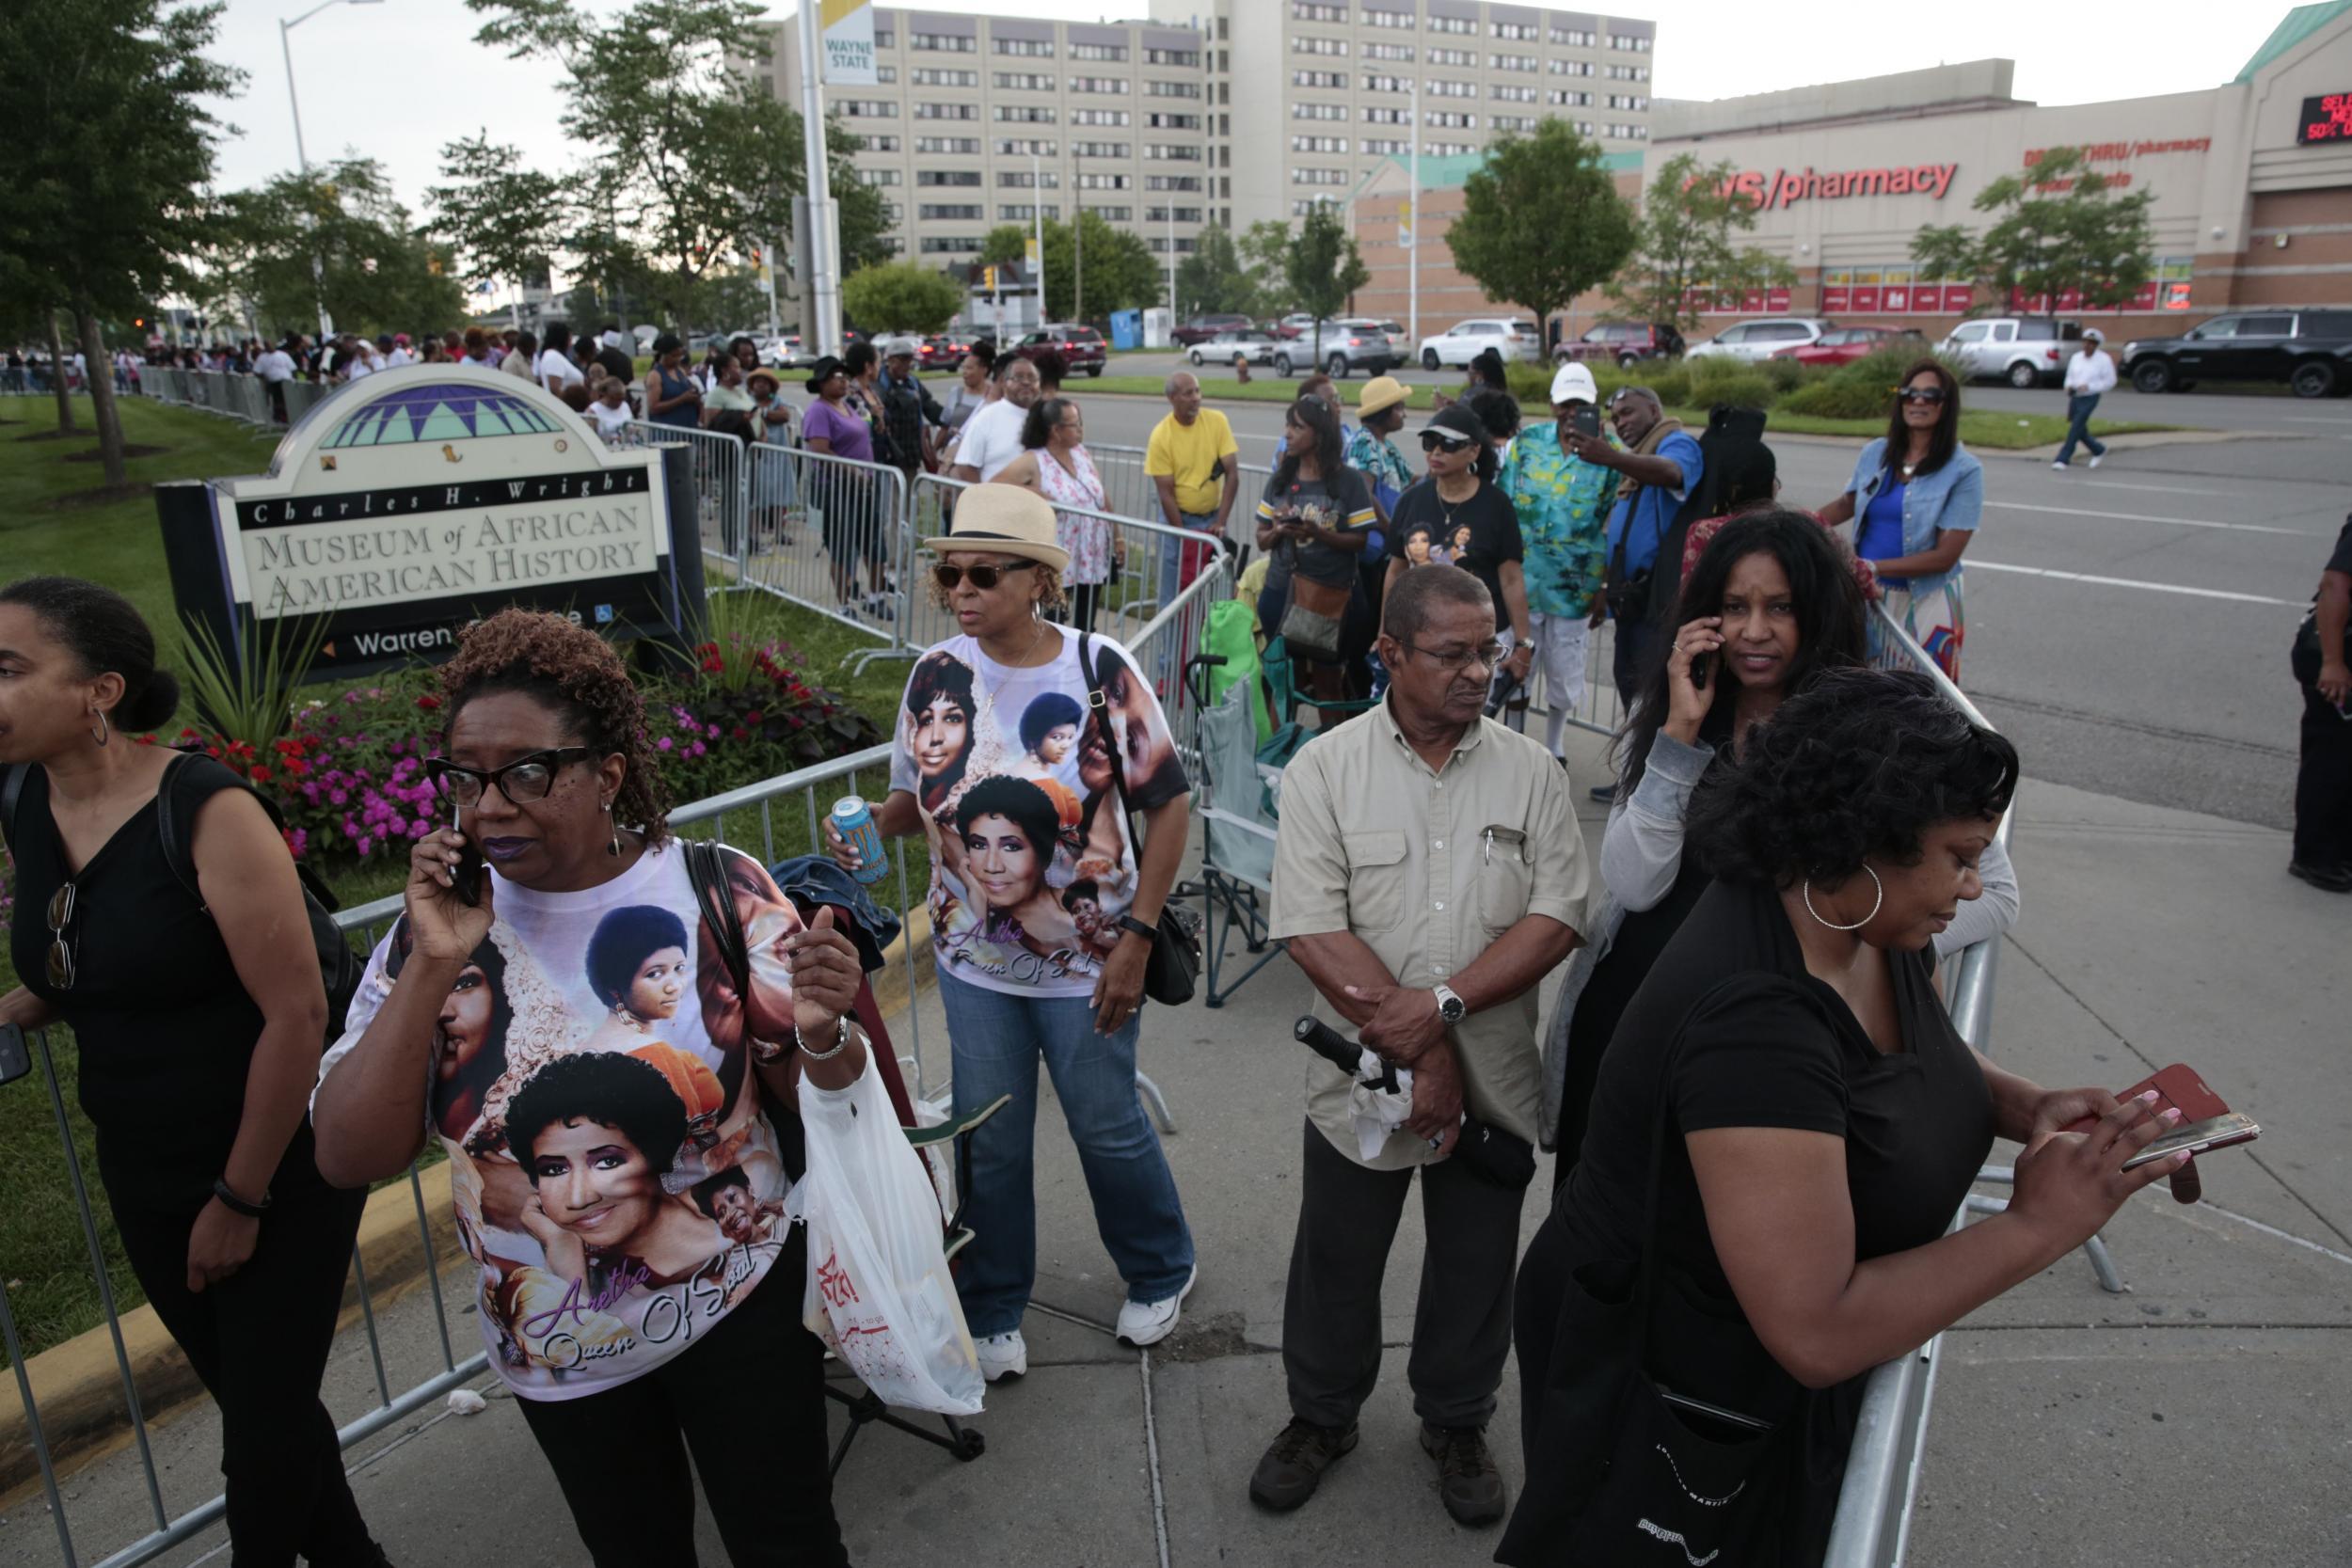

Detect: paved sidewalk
[6,737,2347,1568]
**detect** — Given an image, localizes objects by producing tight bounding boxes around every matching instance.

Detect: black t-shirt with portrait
[1389,475,1523,631]
[1520,877,1994,1560]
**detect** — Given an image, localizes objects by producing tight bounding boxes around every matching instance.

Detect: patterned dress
[1037,443,1111,587]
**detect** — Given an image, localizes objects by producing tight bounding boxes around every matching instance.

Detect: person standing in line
[536,323,584,399]
[2053,327,2115,471]
[1382,406,1535,703]
[254,336,298,424]
[937,341,995,457]
[644,334,702,430]
[0,578,392,1568]
[1343,374,1415,530]
[1143,371,1241,606]
[2289,510,2352,892]
[1254,397,1381,702]
[993,395,1111,630]
[1502,362,1616,764]
[1564,386,1704,800]
[500,330,538,381]
[878,337,946,477]
[1817,358,1982,684]
[1252,563,1585,1528]
[802,354,893,619]
[950,354,1041,483]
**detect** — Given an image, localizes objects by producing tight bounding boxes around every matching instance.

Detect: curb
[0,903,942,1509]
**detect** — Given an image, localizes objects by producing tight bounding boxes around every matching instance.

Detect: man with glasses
[1565,385,1702,801]
[948,356,1040,483]
[1252,563,1585,1529]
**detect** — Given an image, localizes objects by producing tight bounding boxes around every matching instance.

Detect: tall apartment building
[760,3,1656,277]
[1148,0,1657,233]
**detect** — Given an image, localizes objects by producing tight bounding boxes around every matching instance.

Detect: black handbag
[1499,1041,1788,1566]
[1078,632,1202,1006]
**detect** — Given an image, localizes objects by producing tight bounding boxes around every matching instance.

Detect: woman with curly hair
[312,607,874,1567]
[1504,668,2187,1566]
[824,485,1196,1382]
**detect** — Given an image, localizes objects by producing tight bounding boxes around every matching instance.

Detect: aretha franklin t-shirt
[319,842,805,1402]
[887,626,1188,997]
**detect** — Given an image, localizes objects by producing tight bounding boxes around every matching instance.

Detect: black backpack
[2,754,364,1042]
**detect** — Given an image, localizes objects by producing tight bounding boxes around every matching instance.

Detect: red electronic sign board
[2297,92,2352,144]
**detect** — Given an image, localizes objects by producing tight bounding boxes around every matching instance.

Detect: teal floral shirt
[1502,422,1616,618]
[1344,424,1413,514]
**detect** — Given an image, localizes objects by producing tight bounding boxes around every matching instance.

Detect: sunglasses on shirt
[1898,387,1948,405]
[933,561,1035,592]
[1419,431,1476,454]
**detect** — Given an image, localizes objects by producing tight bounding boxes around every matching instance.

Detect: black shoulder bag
[1077,633,1201,1006]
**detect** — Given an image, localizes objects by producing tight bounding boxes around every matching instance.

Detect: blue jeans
[2056,393,2106,465]
[1157,510,1220,610]
[940,968,1195,1335]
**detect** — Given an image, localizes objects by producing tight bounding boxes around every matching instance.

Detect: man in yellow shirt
[1144,371,1241,609]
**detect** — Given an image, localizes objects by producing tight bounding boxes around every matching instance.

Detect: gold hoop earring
[90,711,110,747]
[1802,865,1883,932]
[604,800,622,857]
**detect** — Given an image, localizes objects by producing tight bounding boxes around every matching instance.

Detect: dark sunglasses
[427,747,598,807]
[1898,387,1947,405]
[1420,431,1475,453]
[933,561,1034,592]
[46,881,77,990]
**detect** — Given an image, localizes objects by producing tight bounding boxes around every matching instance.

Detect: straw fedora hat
[921,483,1072,572]
[1357,373,1409,418]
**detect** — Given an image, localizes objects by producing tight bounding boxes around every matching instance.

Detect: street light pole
[1030,151,1045,332]
[795,0,841,356]
[279,0,382,343]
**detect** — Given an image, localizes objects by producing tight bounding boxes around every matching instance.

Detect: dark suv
[1010,324,1107,378]
[1554,321,1685,367]
[1171,312,1254,347]
[2122,310,2352,399]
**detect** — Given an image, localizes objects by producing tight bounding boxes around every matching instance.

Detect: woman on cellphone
[1504,669,2186,1565]
[0,578,390,1568]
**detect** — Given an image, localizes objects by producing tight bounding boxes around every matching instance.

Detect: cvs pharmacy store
[1645,1,2352,338]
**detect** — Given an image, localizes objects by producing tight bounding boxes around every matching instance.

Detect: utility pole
[1029,151,1046,333]
[1406,71,1420,349]
[795,0,842,355]
[1073,206,1083,325]
[278,0,380,341]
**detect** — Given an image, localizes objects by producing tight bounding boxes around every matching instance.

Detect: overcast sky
[201,0,2287,209]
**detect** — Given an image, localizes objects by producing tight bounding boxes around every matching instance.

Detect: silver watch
[1432,983,1468,1025]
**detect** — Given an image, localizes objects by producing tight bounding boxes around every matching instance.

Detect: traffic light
[983,265,997,291]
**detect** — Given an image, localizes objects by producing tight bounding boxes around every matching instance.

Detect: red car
[1774,325,1923,367]
[919,334,969,370]
[1009,324,1107,378]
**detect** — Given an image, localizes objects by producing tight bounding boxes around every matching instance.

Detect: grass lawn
[1064,372,2173,451]
[0,395,928,1366]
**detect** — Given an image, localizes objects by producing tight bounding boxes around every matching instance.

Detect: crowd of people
[0,312,2240,1568]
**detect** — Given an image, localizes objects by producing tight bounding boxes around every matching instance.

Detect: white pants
[1523,612,1592,756]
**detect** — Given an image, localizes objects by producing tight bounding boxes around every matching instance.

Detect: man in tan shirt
[1251,563,1585,1528]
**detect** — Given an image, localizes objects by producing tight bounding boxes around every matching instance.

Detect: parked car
[1009,323,1107,377]
[1938,317,2082,388]
[1187,326,1280,367]
[1685,318,1836,363]
[1270,312,1320,340]
[1277,319,1397,378]
[1553,320,1686,368]
[918,334,971,370]
[2122,309,2352,399]
[1171,312,1256,347]
[762,335,818,369]
[1418,316,1543,371]
[1774,325,1925,368]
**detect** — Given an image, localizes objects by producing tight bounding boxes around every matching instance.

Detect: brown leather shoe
[1420,1422,1507,1527]
[1248,1417,1359,1512]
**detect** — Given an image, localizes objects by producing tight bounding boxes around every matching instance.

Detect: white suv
[1939,317,2081,388]
[1685,319,1834,363]
[1418,317,1543,371]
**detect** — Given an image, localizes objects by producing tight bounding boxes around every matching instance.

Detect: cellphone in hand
[2066,1063,2259,1171]
[449,798,484,907]
[1568,406,1602,442]
[0,1022,30,1088]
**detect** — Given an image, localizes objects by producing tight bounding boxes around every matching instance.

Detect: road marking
[2074,481,2230,496]
[2281,416,2352,426]
[1968,559,2300,606]
[1987,500,2311,536]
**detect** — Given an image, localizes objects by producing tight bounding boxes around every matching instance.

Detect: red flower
[730,725,749,740]
[744,709,764,724]
[250,765,273,784]
[415,693,443,711]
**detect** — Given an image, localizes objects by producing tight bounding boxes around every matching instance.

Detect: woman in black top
[1254,396,1379,701]
[0,578,389,1568]
[1382,404,1534,693]
[1504,670,2189,1566]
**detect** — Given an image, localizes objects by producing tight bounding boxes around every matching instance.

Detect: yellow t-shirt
[1145,409,1239,517]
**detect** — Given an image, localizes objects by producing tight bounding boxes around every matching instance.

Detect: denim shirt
[1844,439,1984,601]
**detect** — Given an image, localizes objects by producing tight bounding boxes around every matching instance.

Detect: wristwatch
[1432,983,1468,1025]
[1117,913,1159,942]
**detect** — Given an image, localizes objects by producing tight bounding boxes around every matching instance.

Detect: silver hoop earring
[604,799,622,857]
[1802,865,1883,932]
[90,711,110,747]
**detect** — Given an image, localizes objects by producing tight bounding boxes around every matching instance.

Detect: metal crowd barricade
[733,441,914,650]
[0,746,941,1568]
[611,420,748,579]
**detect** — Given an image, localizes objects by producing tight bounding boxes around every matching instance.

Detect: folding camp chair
[1259,634,1377,740]
[1188,656,1287,1007]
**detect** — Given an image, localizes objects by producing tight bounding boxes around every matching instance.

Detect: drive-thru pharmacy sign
[157,364,705,679]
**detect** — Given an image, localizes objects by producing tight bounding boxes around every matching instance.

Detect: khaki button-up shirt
[1270,701,1587,1170]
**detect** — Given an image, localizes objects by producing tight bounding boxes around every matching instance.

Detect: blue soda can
[833,796,888,885]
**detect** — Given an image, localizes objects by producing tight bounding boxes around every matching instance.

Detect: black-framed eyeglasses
[933,561,1034,592]
[427,748,598,807]
[46,881,77,990]
[1403,640,1502,674]
[1419,431,1474,453]
[1898,387,1947,405]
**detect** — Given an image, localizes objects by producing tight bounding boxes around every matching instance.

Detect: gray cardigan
[1537,731,2021,1147]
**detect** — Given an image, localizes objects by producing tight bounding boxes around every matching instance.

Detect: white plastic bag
[789,1051,985,1416]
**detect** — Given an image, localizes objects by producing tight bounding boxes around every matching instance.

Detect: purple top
[803,398,872,463]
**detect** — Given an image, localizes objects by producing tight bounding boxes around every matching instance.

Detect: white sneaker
[2089,453,2104,468]
[1116,1267,1198,1348]
[2050,459,2068,470]
[976,1330,1027,1383]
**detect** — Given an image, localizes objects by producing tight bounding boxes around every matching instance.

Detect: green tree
[841,261,964,335]
[1237,219,1294,313]
[1173,224,1259,317]
[1448,121,1636,339]
[979,224,1031,268]
[1911,147,2155,313]
[1609,152,1791,332]
[212,161,466,340]
[1041,210,1157,321]
[0,0,240,481]
[424,133,568,325]
[1285,205,1370,361]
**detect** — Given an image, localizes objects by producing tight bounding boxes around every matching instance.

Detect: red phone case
[2062,1064,2237,1135]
